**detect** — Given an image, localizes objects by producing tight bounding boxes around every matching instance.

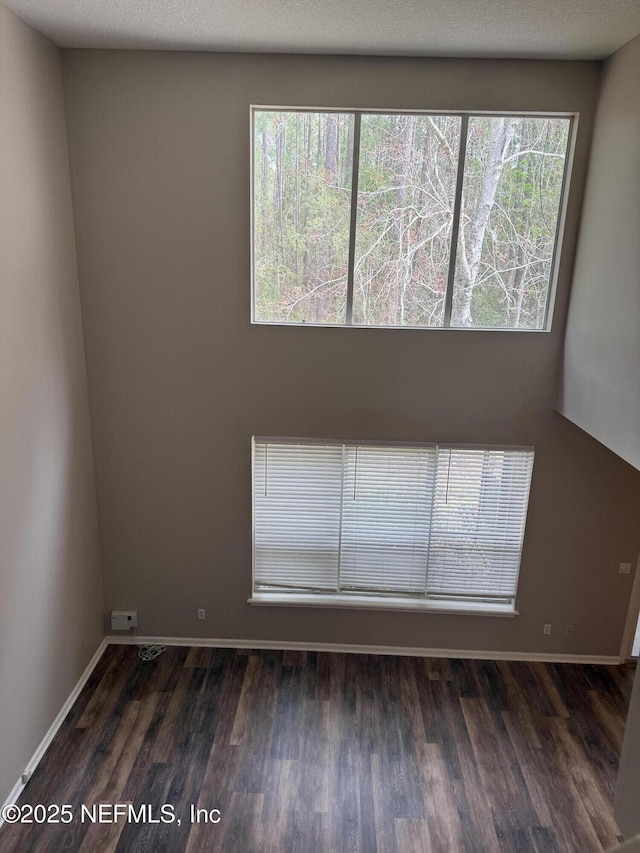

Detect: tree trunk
[273,119,286,288]
[325,114,338,178]
[261,127,267,257]
[512,244,527,327]
[453,117,518,326]
[294,114,300,278]
[345,116,354,186]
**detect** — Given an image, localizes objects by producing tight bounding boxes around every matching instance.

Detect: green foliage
[254,111,352,324]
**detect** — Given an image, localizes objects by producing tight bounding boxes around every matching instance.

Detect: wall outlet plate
[111,610,138,631]
[619,563,632,574]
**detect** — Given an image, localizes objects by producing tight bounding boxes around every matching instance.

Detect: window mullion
[442,115,469,329]
[336,443,347,593]
[345,113,362,326]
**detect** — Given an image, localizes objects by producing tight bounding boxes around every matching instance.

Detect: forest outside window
[251,439,535,614]
[252,109,573,330]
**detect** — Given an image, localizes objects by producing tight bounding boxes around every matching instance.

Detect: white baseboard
[0,638,108,825]
[108,634,621,665]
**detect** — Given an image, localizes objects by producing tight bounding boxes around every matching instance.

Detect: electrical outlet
[197,609,206,620]
[543,623,552,635]
[111,610,138,631]
[619,563,632,574]
[565,624,573,636]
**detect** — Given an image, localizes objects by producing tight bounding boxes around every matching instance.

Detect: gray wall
[0,7,103,803]
[557,33,640,839]
[616,615,640,838]
[557,35,640,470]
[62,49,640,655]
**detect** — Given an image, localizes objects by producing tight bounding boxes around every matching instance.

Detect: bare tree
[453,117,518,326]
[254,111,568,329]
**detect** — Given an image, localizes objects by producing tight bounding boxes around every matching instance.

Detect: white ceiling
[5,0,640,58]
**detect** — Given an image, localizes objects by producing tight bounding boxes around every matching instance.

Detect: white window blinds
[340,446,436,594]
[427,447,534,601]
[253,439,534,606]
[253,442,343,592]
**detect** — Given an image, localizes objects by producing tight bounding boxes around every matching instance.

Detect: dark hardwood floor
[0,645,634,852]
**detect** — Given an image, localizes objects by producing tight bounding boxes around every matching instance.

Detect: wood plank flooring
[0,645,634,852]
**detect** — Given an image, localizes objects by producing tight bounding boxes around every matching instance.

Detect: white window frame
[250,107,578,333]
[250,437,535,616]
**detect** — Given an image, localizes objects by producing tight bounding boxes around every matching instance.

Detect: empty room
[1,0,640,850]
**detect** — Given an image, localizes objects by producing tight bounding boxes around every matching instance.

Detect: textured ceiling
[4,0,640,58]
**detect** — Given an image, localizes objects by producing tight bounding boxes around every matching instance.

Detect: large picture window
[252,109,573,330]
[251,439,535,614]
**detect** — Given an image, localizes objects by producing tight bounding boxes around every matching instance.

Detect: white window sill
[248,593,518,617]
[251,319,550,333]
